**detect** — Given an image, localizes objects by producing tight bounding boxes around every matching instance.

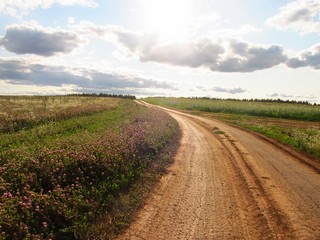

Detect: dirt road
[117,103,320,239]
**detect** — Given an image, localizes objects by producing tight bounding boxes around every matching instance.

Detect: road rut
[117,104,320,239]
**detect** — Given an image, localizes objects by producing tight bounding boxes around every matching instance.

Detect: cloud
[0,0,97,17]
[211,40,287,72]
[209,25,262,37]
[0,58,174,92]
[190,12,221,30]
[286,44,320,69]
[266,0,320,34]
[107,27,287,72]
[0,23,85,56]
[195,86,247,94]
[212,87,247,94]
[76,22,320,72]
[142,39,286,72]
[140,39,225,68]
[70,22,288,72]
[268,93,318,101]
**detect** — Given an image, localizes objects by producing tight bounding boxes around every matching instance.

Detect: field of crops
[0,96,178,239]
[145,97,320,160]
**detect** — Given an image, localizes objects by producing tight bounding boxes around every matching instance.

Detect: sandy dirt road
[117,103,320,239]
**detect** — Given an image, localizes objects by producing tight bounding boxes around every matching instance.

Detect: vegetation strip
[0,96,179,239]
[145,97,320,121]
[145,97,320,160]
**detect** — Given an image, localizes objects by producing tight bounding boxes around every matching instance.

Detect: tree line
[188,97,318,105]
[69,93,136,100]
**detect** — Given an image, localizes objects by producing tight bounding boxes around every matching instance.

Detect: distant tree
[68,93,136,100]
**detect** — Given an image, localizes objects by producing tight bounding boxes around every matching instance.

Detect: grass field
[145,97,320,160]
[0,95,122,133]
[145,97,320,121]
[0,96,179,239]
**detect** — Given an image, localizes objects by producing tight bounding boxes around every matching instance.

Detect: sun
[139,0,194,42]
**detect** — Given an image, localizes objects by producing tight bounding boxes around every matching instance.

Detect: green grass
[0,96,179,239]
[145,97,320,121]
[144,97,320,160]
[215,113,320,159]
[0,99,136,160]
[0,95,121,133]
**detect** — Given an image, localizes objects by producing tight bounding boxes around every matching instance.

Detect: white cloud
[286,44,320,69]
[190,12,221,29]
[94,25,287,72]
[70,22,287,73]
[140,39,225,68]
[268,92,318,101]
[0,23,85,56]
[0,0,97,17]
[212,87,247,94]
[209,25,262,37]
[68,17,75,24]
[194,86,247,95]
[68,22,320,72]
[108,27,275,73]
[266,0,320,34]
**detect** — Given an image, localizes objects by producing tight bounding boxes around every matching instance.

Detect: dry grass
[0,96,121,133]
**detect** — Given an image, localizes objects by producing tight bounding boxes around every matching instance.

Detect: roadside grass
[144,97,320,160]
[210,113,320,159]
[83,128,180,240]
[212,127,225,135]
[0,96,179,239]
[145,97,320,121]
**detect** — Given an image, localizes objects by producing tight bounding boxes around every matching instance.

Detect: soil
[117,102,320,240]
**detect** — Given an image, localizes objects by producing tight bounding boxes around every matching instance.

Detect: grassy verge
[83,127,180,240]
[145,97,320,121]
[0,97,179,239]
[144,97,320,160]
[207,112,320,160]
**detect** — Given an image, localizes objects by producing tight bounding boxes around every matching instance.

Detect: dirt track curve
[117,102,320,239]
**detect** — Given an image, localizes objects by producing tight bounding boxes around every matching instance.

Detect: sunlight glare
[140,0,194,42]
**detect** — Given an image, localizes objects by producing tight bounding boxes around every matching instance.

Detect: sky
[0,0,319,102]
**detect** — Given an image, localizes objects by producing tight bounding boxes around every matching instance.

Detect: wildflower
[42,222,47,228]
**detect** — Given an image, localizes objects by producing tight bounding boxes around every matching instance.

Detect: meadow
[145,97,320,159]
[0,96,179,239]
[0,95,122,133]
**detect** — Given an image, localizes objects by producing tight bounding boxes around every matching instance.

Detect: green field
[145,97,320,159]
[0,96,179,239]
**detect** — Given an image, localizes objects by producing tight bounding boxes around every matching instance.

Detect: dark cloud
[286,44,320,69]
[212,87,247,94]
[0,24,84,56]
[0,58,174,91]
[212,41,287,72]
